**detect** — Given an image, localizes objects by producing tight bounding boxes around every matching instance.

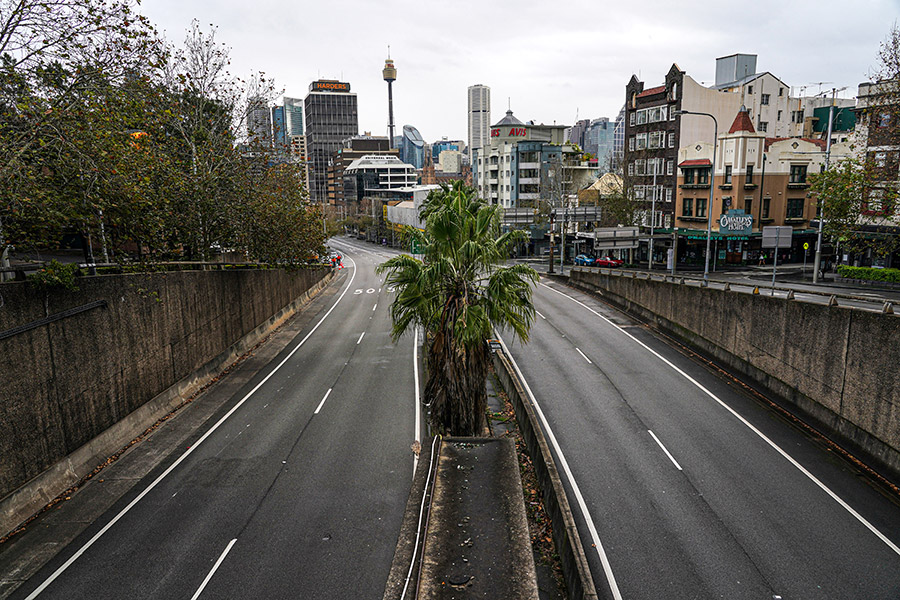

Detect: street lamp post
[812,98,837,283]
[674,110,718,284]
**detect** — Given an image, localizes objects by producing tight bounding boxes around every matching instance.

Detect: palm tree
[376,181,538,436]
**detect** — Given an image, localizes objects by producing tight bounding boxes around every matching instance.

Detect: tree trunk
[425,333,489,436]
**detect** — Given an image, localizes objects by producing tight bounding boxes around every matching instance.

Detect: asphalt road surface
[501,276,900,599]
[6,239,419,600]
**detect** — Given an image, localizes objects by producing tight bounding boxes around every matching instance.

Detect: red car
[593,256,623,268]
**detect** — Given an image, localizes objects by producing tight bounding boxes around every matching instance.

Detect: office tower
[304,80,358,203]
[283,97,304,137]
[468,84,490,156]
[247,96,271,147]
[400,125,425,169]
[271,105,286,149]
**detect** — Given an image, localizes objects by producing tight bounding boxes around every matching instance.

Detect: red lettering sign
[491,128,500,137]
[508,128,527,136]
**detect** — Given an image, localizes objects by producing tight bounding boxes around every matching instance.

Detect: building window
[724,165,732,184]
[667,160,673,175]
[629,136,635,151]
[779,87,784,96]
[636,159,646,175]
[867,189,885,213]
[761,93,770,105]
[758,121,768,132]
[683,168,695,184]
[786,197,804,219]
[636,133,647,149]
[636,111,648,125]
[747,85,753,94]
[746,165,754,183]
[630,112,635,126]
[697,168,709,185]
[792,110,804,123]
[877,112,891,128]
[790,164,807,184]
[777,110,783,121]
[683,197,693,216]
[628,162,634,176]
[668,132,675,148]
[670,82,678,101]
[744,197,753,214]
[666,188,673,202]
[696,197,707,218]
[762,197,771,218]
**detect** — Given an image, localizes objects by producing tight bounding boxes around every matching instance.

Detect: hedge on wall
[837,265,900,283]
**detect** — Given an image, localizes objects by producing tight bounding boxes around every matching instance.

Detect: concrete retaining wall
[568,269,900,480]
[0,267,330,536]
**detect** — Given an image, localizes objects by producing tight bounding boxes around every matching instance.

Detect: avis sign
[718,209,753,235]
[490,127,528,138]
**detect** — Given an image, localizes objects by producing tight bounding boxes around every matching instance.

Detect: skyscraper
[271,105,286,149]
[284,97,303,137]
[467,85,490,157]
[304,80,358,203]
[247,96,271,148]
[400,125,425,169]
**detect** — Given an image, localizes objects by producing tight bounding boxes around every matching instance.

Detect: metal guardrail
[570,266,897,314]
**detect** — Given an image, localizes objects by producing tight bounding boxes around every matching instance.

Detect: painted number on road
[355,289,376,294]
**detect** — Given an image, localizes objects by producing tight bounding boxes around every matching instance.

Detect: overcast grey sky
[140,0,898,144]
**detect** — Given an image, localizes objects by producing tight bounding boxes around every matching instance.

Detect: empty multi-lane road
[503,276,900,598]
[4,238,899,599]
[4,239,419,600]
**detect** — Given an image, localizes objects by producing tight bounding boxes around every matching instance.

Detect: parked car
[574,254,595,266]
[594,256,623,268]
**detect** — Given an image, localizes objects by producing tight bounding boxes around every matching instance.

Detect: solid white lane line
[22,259,359,600]
[314,388,333,415]
[575,348,592,364]
[495,335,620,600]
[189,539,237,600]
[648,430,683,471]
[357,332,365,344]
[539,281,900,556]
[373,304,377,311]
[536,310,546,320]
[413,330,421,476]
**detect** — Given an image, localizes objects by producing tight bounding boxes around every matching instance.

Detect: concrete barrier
[492,351,600,600]
[568,269,900,482]
[0,267,331,536]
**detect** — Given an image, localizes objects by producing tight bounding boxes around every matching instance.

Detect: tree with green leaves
[376,181,538,435]
[809,23,900,262]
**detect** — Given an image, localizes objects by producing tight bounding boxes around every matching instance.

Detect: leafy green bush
[28,260,81,291]
[837,265,900,283]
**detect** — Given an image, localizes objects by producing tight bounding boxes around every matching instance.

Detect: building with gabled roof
[672,107,853,267]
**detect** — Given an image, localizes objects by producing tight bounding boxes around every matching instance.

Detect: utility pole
[648,162,657,270]
[812,90,836,284]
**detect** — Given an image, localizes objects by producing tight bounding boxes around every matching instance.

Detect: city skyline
[139,0,897,142]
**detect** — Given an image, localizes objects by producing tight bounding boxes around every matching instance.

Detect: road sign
[762,226,792,249]
[803,242,809,250]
